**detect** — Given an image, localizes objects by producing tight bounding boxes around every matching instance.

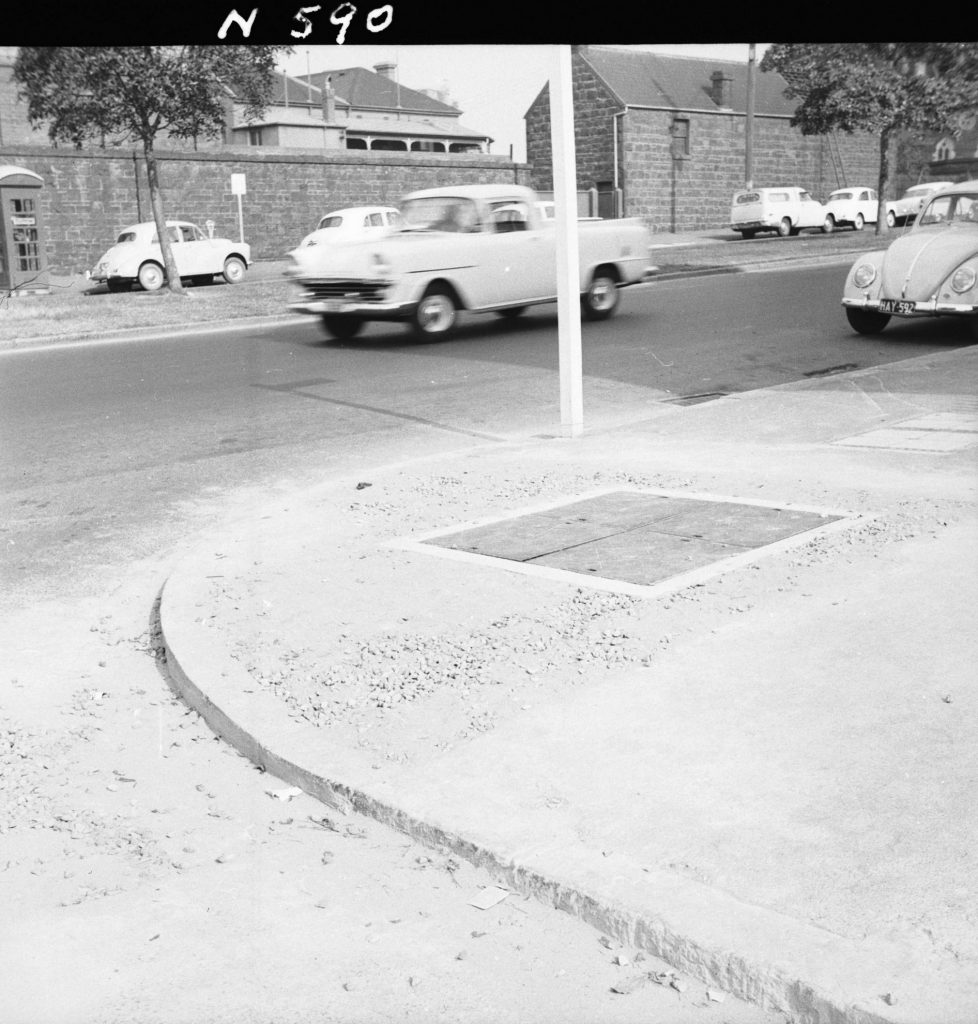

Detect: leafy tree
[14,46,291,293]
[761,43,978,235]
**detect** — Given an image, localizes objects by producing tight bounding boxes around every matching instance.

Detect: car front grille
[302,279,388,303]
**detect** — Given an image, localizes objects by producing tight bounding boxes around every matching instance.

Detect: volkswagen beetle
[841,180,978,337]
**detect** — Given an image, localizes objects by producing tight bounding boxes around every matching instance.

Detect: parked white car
[286,184,655,340]
[841,179,978,337]
[730,186,833,238]
[89,220,250,292]
[887,182,956,225]
[299,206,401,248]
[825,186,886,230]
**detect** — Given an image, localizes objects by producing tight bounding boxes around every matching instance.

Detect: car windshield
[401,197,482,232]
[916,193,978,227]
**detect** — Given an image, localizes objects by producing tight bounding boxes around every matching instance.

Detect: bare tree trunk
[875,127,892,238]
[144,140,184,295]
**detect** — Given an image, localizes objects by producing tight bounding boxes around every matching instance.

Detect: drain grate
[414,490,848,592]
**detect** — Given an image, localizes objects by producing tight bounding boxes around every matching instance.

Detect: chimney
[373,61,396,79]
[710,70,733,108]
[321,75,336,123]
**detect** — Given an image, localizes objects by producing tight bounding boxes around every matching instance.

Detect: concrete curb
[158,566,898,1024]
[0,314,301,353]
[155,421,971,1024]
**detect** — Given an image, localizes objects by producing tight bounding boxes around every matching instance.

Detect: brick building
[524,47,941,233]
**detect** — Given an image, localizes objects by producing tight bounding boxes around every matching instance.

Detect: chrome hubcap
[589,279,615,310]
[419,295,454,332]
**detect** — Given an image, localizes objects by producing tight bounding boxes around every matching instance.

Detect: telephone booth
[0,165,48,292]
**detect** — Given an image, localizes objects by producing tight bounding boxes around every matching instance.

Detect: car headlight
[853,263,877,288]
[950,265,977,294]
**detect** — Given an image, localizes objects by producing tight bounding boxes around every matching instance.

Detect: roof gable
[581,47,797,117]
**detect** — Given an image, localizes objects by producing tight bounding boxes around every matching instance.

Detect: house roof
[580,46,797,117]
[302,68,461,116]
[260,71,339,109]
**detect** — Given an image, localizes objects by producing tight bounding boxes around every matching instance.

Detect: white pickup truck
[285,184,655,340]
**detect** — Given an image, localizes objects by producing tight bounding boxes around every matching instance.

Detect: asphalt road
[1,262,972,610]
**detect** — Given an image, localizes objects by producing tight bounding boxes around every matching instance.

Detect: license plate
[879,299,916,314]
[323,299,351,313]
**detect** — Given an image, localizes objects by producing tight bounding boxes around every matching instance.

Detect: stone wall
[524,54,622,192]
[0,145,530,273]
[620,109,881,232]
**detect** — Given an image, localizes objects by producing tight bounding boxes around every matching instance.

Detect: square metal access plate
[412,490,849,593]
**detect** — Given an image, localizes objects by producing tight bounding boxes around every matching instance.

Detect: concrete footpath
[159,336,977,1020]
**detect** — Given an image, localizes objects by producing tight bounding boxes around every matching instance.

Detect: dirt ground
[1,550,790,1024]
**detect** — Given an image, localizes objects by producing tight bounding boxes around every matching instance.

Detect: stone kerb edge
[157,537,905,1024]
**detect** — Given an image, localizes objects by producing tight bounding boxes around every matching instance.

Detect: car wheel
[137,262,165,291]
[411,286,458,340]
[496,306,527,320]
[222,256,246,285]
[854,213,865,231]
[320,315,364,340]
[739,229,756,240]
[886,210,896,229]
[582,269,620,321]
[822,215,835,234]
[106,279,130,293]
[845,307,891,335]
[777,217,792,238]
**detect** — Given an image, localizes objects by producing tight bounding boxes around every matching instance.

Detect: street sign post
[230,173,247,243]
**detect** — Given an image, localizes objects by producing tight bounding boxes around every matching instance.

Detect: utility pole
[550,45,584,437]
[746,43,756,189]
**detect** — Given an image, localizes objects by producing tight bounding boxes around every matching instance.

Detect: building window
[370,139,408,151]
[671,118,690,158]
[9,197,41,272]
[346,137,368,149]
[933,136,956,162]
[248,128,263,147]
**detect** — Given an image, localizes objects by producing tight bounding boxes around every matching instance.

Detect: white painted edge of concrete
[386,486,862,600]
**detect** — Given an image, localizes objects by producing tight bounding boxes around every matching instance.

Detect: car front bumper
[290,297,416,320]
[842,296,978,316]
